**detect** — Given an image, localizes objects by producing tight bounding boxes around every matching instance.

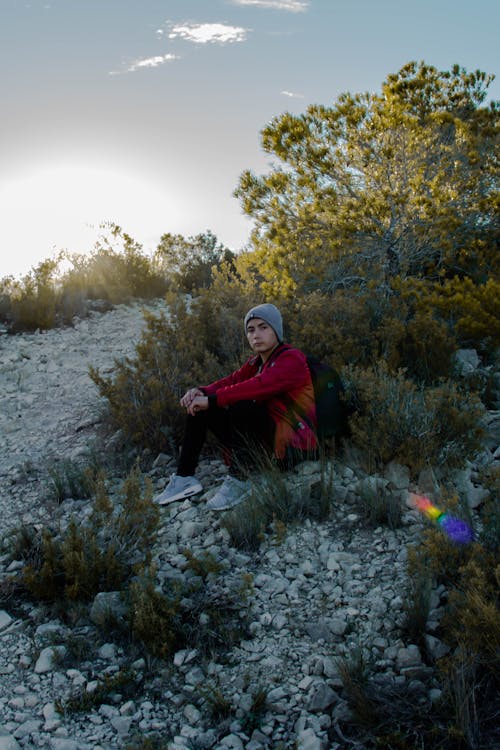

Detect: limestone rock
[454,349,480,374]
[34,646,66,674]
[89,592,127,626]
[0,612,13,631]
[0,731,21,750]
[308,683,339,712]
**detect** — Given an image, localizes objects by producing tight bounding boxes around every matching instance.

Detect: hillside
[0,301,498,750]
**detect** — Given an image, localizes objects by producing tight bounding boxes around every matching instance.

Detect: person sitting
[155,303,318,511]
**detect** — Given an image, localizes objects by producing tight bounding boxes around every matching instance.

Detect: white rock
[120,700,136,716]
[13,720,42,739]
[0,611,13,631]
[425,635,451,660]
[111,716,132,735]
[183,704,201,724]
[99,704,119,719]
[454,349,480,373]
[296,728,323,750]
[220,735,244,750]
[384,461,410,490]
[0,731,21,750]
[396,645,422,671]
[34,646,66,674]
[97,643,116,660]
[49,740,79,750]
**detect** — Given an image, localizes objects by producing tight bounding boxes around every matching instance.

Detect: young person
[155,303,318,510]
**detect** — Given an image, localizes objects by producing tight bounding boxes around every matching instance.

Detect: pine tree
[235,62,499,297]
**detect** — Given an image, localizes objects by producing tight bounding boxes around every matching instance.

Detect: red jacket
[201,344,318,459]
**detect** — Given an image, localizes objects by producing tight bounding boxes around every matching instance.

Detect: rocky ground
[0,302,497,750]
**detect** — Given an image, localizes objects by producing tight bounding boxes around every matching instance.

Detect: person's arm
[180,359,258,413]
[201,358,258,395]
[214,349,310,407]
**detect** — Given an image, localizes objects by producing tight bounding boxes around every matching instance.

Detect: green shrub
[15,468,158,604]
[69,225,168,303]
[182,549,224,579]
[3,258,60,332]
[283,288,457,383]
[405,509,499,747]
[401,566,432,649]
[442,555,500,664]
[222,456,334,550]
[56,668,138,715]
[200,680,233,720]
[46,459,96,503]
[177,573,252,656]
[125,735,171,750]
[153,229,236,292]
[334,643,498,749]
[410,276,500,356]
[440,647,498,750]
[336,648,379,729]
[477,467,500,554]
[0,225,172,332]
[357,485,403,529]
[90,281,256,452]
[240,686,268,734]
[128,573,182,659]
[343,363,485,474]
[398,310,457,385]
[127,563,252,660]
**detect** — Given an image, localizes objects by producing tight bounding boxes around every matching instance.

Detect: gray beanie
[244,303,283,342]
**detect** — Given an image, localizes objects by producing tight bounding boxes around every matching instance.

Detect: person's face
[246,317,278,357]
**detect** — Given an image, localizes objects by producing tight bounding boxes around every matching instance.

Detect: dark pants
[177,401,275,479]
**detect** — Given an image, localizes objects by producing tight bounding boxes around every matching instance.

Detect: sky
[1,0,499,280]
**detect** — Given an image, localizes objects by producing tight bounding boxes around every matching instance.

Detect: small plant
[56,668,138,714]
[125,735,171,750]
[222,453,333,550]
[445,642,500,749]
[127,573,183,659]
[442,556,500,663]
[89,284,255,452]
[477,466,500,554]
[12,467,158,605]
[406,524,472,590]
[240,686,268,734]
[126,564,253,660]
[179,577,252,657]
[58,631,96,666]
[200,680,233,720]
[343,362,485,474]
[402,565,432,649]
[401,503,499,749]
[46,459,96,503]
[222,498,267,552]
[357,485,403,529]
[182,550,224,580]
[336,648,379,728]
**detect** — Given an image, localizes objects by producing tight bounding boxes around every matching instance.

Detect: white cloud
[281,90,304,98]
[231,0,309,11]
[125,54,179,73]
[169,23,248,44]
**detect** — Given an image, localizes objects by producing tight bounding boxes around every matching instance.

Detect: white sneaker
[206,475,251,511]
[155,474,203,506]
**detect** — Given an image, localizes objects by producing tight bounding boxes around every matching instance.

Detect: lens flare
[409,493,473,544]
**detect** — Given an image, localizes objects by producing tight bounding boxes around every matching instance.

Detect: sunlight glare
[0,165,184,279]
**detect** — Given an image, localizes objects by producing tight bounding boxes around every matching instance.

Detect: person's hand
[187,395,209,416]
[180,387,204,409]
